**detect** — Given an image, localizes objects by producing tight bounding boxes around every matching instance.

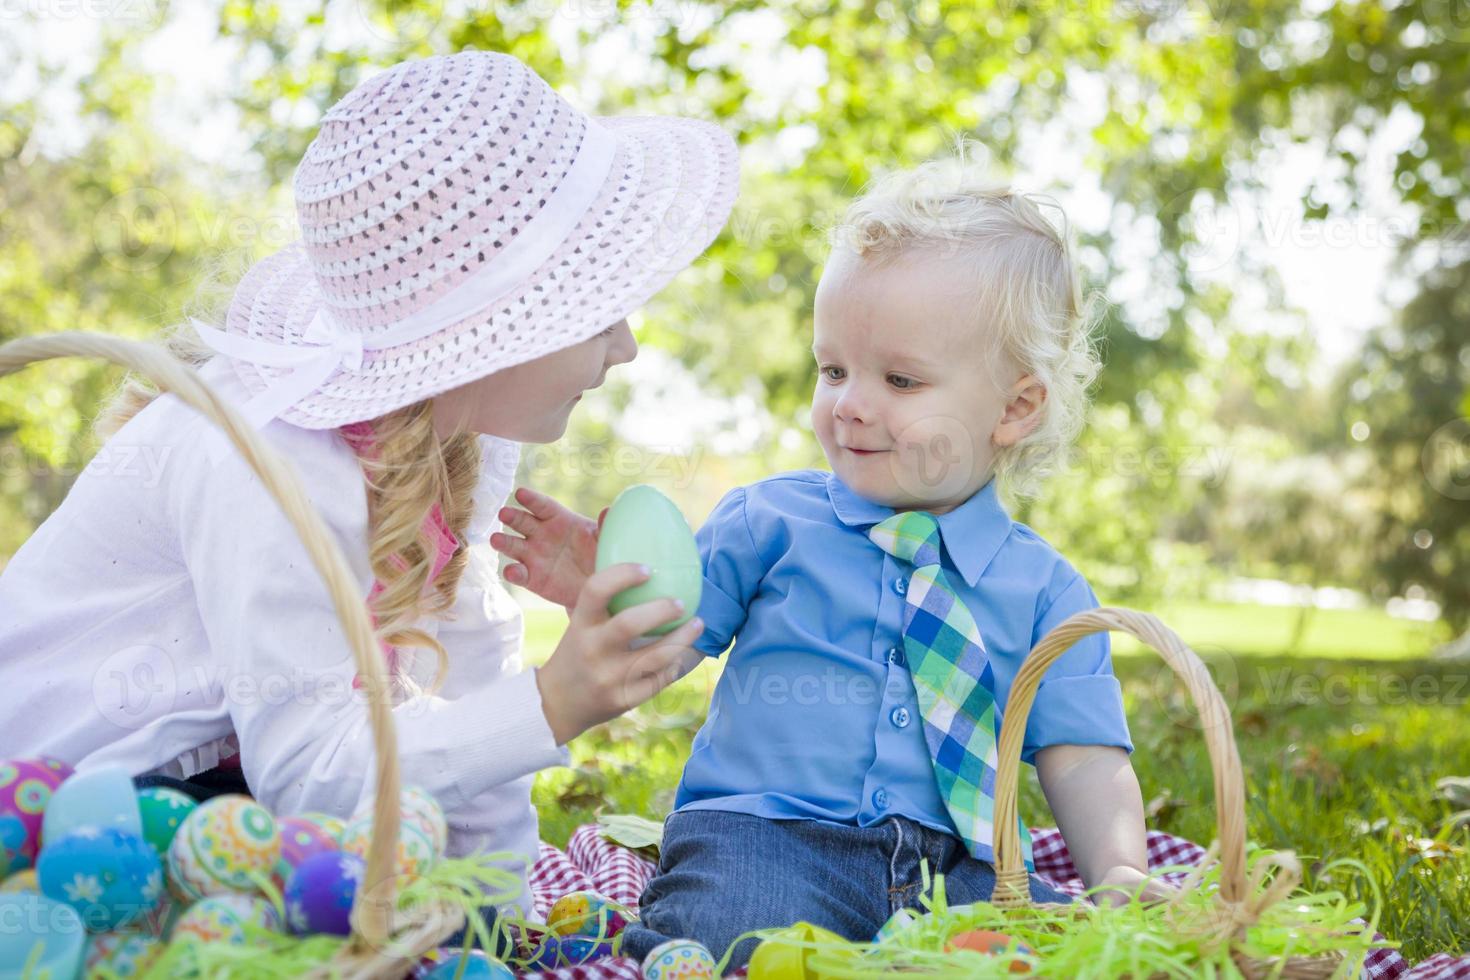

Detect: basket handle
[0,332,403,949]
[989,607,1247,909]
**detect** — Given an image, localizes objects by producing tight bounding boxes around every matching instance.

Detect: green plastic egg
[594,484,702,636]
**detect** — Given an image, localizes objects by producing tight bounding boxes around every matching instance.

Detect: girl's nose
[607,319,637,366]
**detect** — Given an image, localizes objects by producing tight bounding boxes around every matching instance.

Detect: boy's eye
[888,374,918,390]
[820,366,846,381]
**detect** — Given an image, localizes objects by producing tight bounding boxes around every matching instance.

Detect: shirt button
[893,577,909,596]
[890,707,911,728]
[872,789,890,810]
[887,646,906,667]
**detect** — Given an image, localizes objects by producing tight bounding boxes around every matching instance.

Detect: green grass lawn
[523,600,1469,962]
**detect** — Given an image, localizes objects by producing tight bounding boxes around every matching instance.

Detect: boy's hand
[490,487,607,610]
[535,562,705,745]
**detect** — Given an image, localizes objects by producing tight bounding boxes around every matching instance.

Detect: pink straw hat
[190,49,739,430]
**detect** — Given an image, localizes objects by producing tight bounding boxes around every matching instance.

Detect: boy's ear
[992,375,1047,448]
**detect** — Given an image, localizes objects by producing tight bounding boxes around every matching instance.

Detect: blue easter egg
[421,950,515,980]
[524,933,616,969]
[0,892,86,979]
[284,851,362,936]
[41,766,142,844]
[0,814,27,877]
[36,826,162,932]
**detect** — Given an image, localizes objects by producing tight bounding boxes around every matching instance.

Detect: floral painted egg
[41,766,142,845]
[596,484,702,635]
[0,756,74,873]
[400,786,448,857]
[172,893,282,945]
[523,933,616,969]
[0,868,39,893]
[136,786,197,860]
[340,812,436,877]
[272,816,341,890]
[547,890,633,938]
[295,812,346,845]
[85,931,163,977]
[0,892,85,979]
[284,851,363,936]
[641,938,717,980]
[36,826,163,932]
[419,950,516,980]
[166,794,279,901]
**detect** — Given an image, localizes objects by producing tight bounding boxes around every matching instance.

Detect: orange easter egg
[946,929,1033,973]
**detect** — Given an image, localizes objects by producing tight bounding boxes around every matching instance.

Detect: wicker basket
[988,607,1350,979]
[0,332,466,978]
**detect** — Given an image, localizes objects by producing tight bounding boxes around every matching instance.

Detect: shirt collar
[826,472,1013,588]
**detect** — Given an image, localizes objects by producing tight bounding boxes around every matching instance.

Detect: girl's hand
[534,562,705,745]
[491,487,607,611]
[1089,865,1178,908]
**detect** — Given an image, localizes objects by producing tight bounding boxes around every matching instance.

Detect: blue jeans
[621,809,1072,969]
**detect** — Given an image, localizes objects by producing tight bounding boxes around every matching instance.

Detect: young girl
[0,49,737,914]
[496,151,1172,962]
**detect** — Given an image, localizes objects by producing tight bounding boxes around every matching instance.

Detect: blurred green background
[2,0,1467,961]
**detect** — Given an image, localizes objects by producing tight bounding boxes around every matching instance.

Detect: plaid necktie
[869,511,1035,871]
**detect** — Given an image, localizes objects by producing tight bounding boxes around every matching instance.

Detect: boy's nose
[834,387,872,425]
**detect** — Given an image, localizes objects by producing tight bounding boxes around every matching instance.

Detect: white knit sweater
[0,356,567,907]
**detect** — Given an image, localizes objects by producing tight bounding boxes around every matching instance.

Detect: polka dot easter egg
[136,786,197,860]
[284,851,363,936]
[166,794,279,902]
[548,890,633,939]
[295,811,347,846]
[36,826,163,932]
[641,938,718,980]
[273,815,341,891]
[172,893,282,946]
[85,932,163,977]
[0,756,74,874]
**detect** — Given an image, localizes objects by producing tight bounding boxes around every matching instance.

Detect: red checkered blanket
[513,824,1468,980]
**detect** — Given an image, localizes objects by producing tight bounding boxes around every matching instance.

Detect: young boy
[494,153,1166,967]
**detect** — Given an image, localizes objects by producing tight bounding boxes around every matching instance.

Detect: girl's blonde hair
[95,266,480,693]
[830,141,1101,499]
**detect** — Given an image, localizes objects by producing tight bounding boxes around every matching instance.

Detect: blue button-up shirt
[674,470,1133,865]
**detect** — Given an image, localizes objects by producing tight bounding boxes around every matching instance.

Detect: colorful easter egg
[284,851,362,936]
[596,484,703,635]
[171,893,281,946]
[36,827,163,932]
[641,938,717,980]
[136,786,197,860]
[84,931,163,977]
[547,889,633,938]
[41,766,142,847]
[294,812,346,845]
[165,794,279,901]
[0,756,74,873]
[0,892,85,979]
[747,921,858,979]
[272,816,341,890]
[400,786,448,856]
[419,950,515,980]
[0,868,39,894]
[340,812,436,877]
[947,928,1033,971]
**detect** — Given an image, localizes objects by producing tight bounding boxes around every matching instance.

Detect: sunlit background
[2,1,1468,957]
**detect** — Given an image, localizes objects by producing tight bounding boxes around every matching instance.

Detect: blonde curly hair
[829,142,1102,499]
[95,289,480,693]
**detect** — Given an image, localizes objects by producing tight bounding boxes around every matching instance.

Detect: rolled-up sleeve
[1019,575,1133,766]
[693,487,765,657]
